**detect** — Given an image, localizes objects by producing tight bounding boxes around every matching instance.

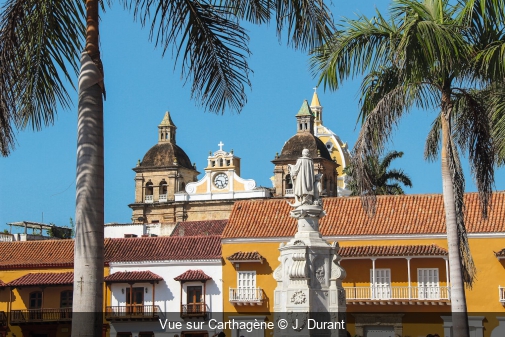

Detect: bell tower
[311,87,323,127]
[158,111,177,144]
[296,100,315,134]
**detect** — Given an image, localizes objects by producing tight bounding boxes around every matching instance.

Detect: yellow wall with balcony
[221,236,505,337]
[0,266,111,337]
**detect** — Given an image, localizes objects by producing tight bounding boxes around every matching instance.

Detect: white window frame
[237,271,256,300]
[418,268,440,300]
[370,268,391,300]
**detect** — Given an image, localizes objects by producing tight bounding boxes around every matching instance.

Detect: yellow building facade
[221,193,505,337]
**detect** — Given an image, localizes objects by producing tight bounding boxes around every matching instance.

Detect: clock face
[214,173,229,189]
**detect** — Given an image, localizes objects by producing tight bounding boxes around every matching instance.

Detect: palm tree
[0,1,335,336]
[311,0,505,335]
[344,150,412,196]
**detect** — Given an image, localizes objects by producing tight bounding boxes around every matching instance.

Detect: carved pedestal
[273,205,347,337]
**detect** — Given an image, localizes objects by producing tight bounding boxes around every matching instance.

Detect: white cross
[313,86,318,93]
[218,141,224,151]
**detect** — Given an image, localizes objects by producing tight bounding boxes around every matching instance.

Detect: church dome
[278,132,332,161]
[141,141,193,169]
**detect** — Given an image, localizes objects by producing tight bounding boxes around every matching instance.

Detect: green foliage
[46,222,72,239]
[311,0,505,288]
[344,150,412,196]
[0,0,85,156]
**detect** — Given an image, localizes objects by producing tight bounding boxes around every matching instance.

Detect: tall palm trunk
[441,88,469,337]
[72,1,104,337]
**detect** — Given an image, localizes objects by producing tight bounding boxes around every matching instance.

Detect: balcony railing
[105,305,160,321]
[180,303,207,318]
[229,287,263,305]
[145,195,154,203]
[285,189,293,196]
[159,194,168,202]
[0,311,7,326]
[0,233,13,242]
[499,286,505,303]
[345,286,451,302]
[10,308,72,324]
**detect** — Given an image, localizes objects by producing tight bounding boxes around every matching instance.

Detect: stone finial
[136,159,141,167]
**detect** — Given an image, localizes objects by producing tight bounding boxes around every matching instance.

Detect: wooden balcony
[10,308,72,324]
[345,286,451,305]
[105,305,161,321]
[0,311,7,326]
[229,287,263,306]
[180,303,207,318]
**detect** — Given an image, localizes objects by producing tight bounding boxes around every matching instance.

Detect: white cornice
[222,232,505,244]
[340,255,447,260]
[109,259,221,267]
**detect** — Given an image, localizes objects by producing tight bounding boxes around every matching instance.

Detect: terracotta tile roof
[339,244,447,258]
[174,269,212,282]
[226,251,265,263]
[0,280,6,287]
[7,272,73,287]
[104,235,221,262]
[0,236,221,270]
[223,192,505,238]
[105,271,163,283]
[170,220,227,237]
[0,239,74,269]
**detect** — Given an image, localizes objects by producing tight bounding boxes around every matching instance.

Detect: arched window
[219,158,223,167]
[159,180,168,195]
[285,174,293,189]
[180,182,186,192]
[60,290,73,308]
[145,182,153,195]
[29,291,42,309]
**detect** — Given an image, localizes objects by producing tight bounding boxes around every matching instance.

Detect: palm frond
[0,0,85,156]
[275,0,334,51]
[424,114,442,161]
[394,0,469,81]
[221,0,272,24]
[452,88,495,217]
[379,150,404,170]
[487,85,505,166]
[310,12,398,91]
[382,168,413,187]
[123,0,251,113]
[447,131,476,287]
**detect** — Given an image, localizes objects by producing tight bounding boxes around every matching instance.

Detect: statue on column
[288,149,323,207]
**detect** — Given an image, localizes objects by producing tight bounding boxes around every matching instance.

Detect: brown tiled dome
[141,142,193,169]
[277,132,332,161]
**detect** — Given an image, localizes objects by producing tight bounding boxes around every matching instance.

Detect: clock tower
[175,142,270,201]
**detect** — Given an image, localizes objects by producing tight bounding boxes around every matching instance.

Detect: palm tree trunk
[441,89,469,337]
[72,1,104,337]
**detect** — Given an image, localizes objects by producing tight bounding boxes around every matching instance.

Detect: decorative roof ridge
[295,100,314,117]
[174,269,212,282]
[7,271,74,287]
[105,270,163,282]
[226,251,265,263]
[159,111,175,126]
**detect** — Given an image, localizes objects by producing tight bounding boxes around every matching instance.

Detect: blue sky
[1,1,504,232]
